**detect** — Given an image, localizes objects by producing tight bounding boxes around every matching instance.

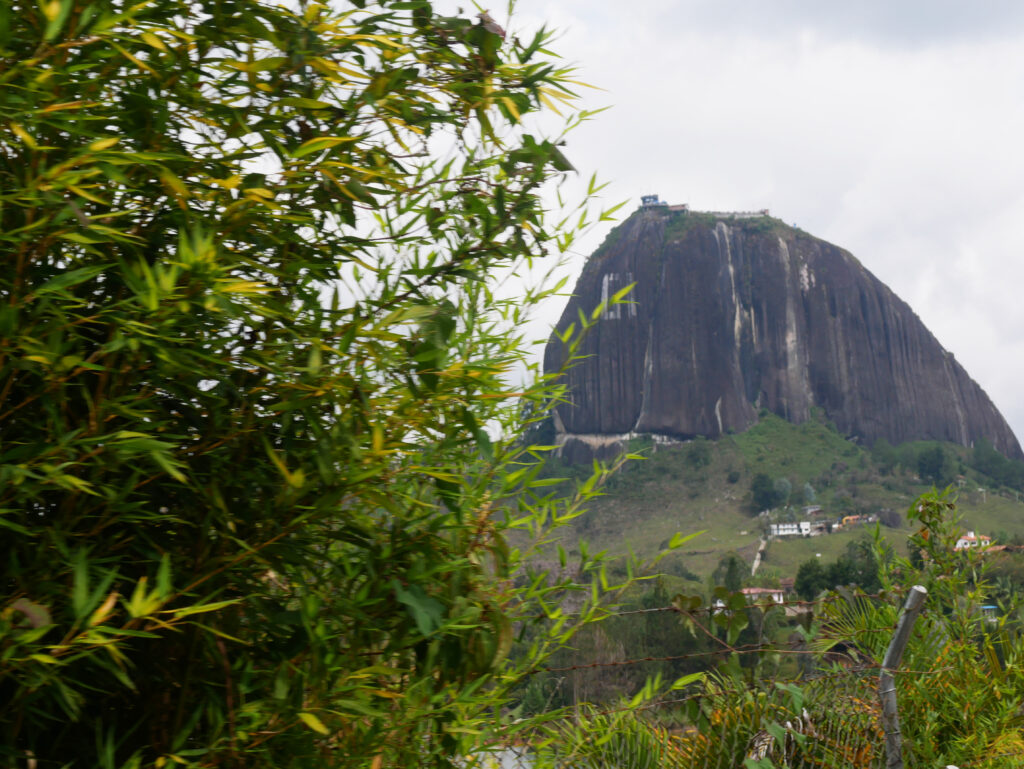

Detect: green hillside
[551,411,1024,589]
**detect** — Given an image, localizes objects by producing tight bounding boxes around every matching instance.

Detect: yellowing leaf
[87,137,120,151]
[500,97,520,120]
[206,174,242,190]
[219,280,271,294]
[9,123,37,149]
[537,91,562,115]
[247,56,287,72]
[159,171,189,199]
[89,591,119,626]
[167,599,241,618]
[298,712,330,735]
[292,136,355,158]
[41,0,61,21]
[110,42,158,76]
[41,100,94,113]
[139,31,167,51]
[333,64,368,80]
[263,438,300,486]
[66,183,109,205]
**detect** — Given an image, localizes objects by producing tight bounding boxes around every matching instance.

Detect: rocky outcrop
[544,209,1023,460]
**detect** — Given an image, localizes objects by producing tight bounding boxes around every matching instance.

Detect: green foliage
[542,706,694,769]
[815,491,1024,767]
[917,444,953,486]
[801,482,816,504]
[750,473,782,512]
[712,553,747,593]
[0,1,626,766]
[870,437,899,474]
[971,437,1024,490]
[794,539,880,599]
[686,437,713,468]
[794,558,826,600]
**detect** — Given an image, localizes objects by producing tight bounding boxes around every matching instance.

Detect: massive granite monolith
[544,207,1023,461]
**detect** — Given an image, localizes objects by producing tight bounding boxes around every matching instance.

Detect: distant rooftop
[640,195,769,218]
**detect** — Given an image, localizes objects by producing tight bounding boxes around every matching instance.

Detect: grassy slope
[555,413,1024,586]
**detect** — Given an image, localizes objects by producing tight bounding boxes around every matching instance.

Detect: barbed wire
[535,644,950,676]
[539,589,904,621]
[530,595,904,675]
[510,662,927,730]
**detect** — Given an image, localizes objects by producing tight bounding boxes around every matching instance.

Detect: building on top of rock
[640,194,668,208]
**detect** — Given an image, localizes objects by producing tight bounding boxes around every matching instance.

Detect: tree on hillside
[751,472,780,511]
[0,2,625,766]
[871,437,898,474]
[794,539,880,599]
[795,558,827,600]
[971,437,1024,489]
[918,444,953,486]
[712,553,747,592]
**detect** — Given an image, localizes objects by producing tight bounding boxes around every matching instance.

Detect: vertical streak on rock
[716,223,744,344]
[632,229,667,433]
[777,236,811,422]
[941,352,970,445]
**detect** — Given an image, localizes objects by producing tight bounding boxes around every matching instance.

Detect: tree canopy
[0,1,622,766]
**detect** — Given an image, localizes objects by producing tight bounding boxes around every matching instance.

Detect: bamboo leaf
[298,712,330,735]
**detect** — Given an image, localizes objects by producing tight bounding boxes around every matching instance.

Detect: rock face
[544,208,1023,460]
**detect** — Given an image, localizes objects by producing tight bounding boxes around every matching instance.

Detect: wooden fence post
[879,585,928,769]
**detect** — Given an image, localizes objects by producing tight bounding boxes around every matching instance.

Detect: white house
[770,521,811,538]
[954,530,992,550]
[741,587,784,604]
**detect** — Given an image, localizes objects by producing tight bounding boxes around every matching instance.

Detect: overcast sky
[471,2,1024,444]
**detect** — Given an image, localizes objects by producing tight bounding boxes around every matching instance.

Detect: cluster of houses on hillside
[766,508,996,552]
[766,507,879,539]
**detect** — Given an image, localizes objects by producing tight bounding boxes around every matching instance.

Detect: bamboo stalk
[879,584,928,769]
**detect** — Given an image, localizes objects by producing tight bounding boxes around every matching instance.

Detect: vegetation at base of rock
[0,2,636,767]
[751,472,784,511]
[545,412,1024,587]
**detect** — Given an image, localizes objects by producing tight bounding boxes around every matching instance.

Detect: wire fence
[485,587,1024,769]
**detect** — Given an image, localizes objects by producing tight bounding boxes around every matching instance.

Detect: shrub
[0,2,625,766]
